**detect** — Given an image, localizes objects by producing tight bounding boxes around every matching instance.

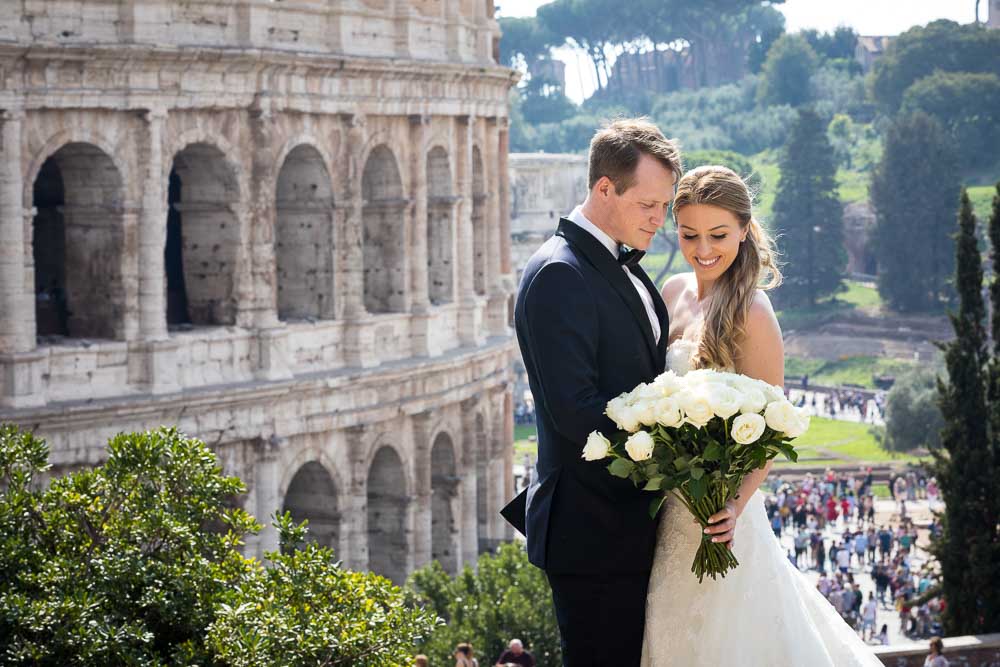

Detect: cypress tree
[984,181,1000,628]
[771,107,847,307]
[932,189,995,634]
[871,112,959,312]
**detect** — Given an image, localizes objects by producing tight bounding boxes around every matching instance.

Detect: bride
[640,166,882,666]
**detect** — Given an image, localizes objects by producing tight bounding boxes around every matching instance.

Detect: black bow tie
[618,247,645,268]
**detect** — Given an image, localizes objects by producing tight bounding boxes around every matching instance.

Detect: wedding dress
[640,339,882,666]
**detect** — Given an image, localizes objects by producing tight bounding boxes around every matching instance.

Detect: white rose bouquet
[586,368,809,583]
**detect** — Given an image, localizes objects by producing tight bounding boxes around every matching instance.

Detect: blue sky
[496,0,980,102]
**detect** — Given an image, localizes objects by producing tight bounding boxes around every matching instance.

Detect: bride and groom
[502,119,881,666]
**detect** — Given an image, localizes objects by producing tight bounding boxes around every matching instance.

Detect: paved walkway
[774,497,938,649]
[787,388,886,426]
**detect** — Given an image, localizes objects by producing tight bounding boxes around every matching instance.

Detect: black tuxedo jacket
[505,218,670,574]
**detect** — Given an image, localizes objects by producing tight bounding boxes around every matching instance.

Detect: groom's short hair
[587,117,682,193]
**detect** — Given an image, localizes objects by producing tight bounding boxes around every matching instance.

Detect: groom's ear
[595,175,614,200]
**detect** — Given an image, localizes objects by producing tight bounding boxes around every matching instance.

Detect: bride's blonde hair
[672,165,782,371]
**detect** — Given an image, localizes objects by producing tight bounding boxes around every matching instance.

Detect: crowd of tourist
[765,467,946,644]
[792,380,887,424]
[414,639,536,667]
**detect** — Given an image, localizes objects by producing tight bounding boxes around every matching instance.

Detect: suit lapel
[630,264,670,371]
[556,219,659,364]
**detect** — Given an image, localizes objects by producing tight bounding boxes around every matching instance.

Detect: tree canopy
[869,19,1000,113]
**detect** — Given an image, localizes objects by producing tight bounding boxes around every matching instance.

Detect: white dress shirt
[566,206,661,343]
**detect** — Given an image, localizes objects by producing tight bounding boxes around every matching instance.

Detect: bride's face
[675,203,747,280]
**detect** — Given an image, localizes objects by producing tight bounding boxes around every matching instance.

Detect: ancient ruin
[0,0,517,584]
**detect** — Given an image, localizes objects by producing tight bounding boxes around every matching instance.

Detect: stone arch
[430,431,459,574]
[367,445,410,584]
[282,460,340,552]
[471,145,487,296]
[361,144,407,313]
[24,129,131,206]
[426,145,454,305]
[167,142,241,327]
[30,141,126,341]
[275,143,336,321]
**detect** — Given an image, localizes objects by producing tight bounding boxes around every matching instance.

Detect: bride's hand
[703,499,740,550]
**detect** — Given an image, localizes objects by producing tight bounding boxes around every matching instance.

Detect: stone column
[343,424,370,572]
[409,115,440,357]
[502,383,515,539]
[127,108,184,395]
[444,0,461,61]
[249,105,292,381]
[391,0,412,58]
[459,394,481,567]
[455,115,483,346]
[485,117,507,335]
[253,434,281,557]
[0,110,46,409]
[340,115,377,368]
[138,109,168,341]
[409,115,430,313]
[248,105,281,331]
[411,410,433,569]
[498,117,513,277]
[120,205,141,342]
[0,109,28,355]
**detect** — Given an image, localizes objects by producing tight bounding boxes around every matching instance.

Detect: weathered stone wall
[0,0,515,583]
[509,152,589,279]
[874,633,1000,666]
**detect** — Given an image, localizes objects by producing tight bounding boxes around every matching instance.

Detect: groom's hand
[703,500,740,550]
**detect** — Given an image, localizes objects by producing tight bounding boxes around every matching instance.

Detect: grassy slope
[513,417,923,466]
[776,417,924,468]
[784,355,917,389]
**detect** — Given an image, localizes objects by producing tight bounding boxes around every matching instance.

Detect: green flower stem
[673,483,742,583]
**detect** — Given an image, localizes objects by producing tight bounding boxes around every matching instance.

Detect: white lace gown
[640,341,882,666]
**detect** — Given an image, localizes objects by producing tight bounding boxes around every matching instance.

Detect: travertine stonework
[509,152,588,279]
[0,0,517,584]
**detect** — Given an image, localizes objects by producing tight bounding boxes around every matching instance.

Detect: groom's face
[604,153,676,251]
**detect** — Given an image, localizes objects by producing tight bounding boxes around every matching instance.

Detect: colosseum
[0,0,518,585]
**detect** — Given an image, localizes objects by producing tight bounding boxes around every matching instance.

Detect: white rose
[607,395,641,432]
[633,398,660,427]
[739,387,767,415]
[731,413,767,445]
[683,369,715,386]
[758,381,786,404]
[765,400,806,437]
[680,389,716,427]
[705,382,742,419]
[789,407,811,438]
[654,396,684,428]
[635,382,664,401]
[617,404,641,432]
[652,371,683,396]
[582,431,612,461]
[624,430,655,461]
[605,395,627,426]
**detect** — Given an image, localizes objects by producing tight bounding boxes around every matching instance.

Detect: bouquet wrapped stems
[669,483,740,583]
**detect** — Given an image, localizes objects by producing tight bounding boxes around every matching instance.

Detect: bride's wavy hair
[672,165,782,371]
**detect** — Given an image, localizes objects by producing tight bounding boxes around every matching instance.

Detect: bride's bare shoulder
[745,290,782,342]
[660,272,694,307]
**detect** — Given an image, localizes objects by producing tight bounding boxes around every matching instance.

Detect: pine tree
[771,107,847,308]
[871,112,960,312]
[932,189,996,635]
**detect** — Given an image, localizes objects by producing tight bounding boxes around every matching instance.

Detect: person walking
[861,592,878,642]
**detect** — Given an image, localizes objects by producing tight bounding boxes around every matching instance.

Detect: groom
[503,119,680,665]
